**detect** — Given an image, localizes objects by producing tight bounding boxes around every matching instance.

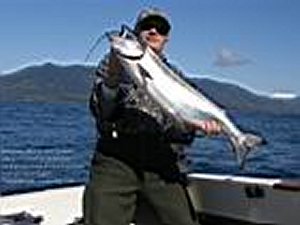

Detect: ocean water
[1,103,300,194]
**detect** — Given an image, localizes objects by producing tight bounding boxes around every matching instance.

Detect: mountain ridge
[1,63,299,115]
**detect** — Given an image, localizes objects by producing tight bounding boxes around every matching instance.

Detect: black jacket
[89,53,194,182]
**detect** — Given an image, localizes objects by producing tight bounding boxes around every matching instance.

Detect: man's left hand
[188,119,222,136]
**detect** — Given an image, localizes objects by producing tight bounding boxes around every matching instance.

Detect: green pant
[83,154,198,225]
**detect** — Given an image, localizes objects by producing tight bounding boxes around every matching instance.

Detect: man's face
[139,28,168,54]
[137,16,170,54]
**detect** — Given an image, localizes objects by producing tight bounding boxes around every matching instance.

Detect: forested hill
[1,63,299,115]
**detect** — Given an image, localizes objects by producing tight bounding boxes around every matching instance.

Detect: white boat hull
[188,173,300,225]
[1,173,299,225]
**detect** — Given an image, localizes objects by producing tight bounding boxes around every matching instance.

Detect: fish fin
[140,67,153,80]
[143,71,153,80]
[136,65,153,86]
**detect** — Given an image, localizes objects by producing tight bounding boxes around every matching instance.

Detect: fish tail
[230,133,266,169]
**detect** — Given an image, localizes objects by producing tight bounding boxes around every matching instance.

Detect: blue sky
[1,0,299,97]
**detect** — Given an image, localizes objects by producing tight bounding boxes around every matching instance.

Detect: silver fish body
[108,30,265,168]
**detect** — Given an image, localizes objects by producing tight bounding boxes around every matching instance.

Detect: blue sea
[1,103,300,194]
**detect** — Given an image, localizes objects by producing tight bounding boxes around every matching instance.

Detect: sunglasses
[138,16,171,36]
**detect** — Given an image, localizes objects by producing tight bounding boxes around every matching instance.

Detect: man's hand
[187,119,222,136]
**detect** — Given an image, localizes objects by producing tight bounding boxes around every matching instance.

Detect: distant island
[0,62,299,115]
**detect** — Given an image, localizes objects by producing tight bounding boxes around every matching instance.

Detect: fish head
[109,35,145,59]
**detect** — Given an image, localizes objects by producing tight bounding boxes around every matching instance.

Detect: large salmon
[107,26,266,168]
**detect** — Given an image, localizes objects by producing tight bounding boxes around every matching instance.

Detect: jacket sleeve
[164,123,195,145]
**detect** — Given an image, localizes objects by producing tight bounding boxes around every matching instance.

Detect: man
[83,8,221,225]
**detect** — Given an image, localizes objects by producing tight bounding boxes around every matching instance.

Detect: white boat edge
[1,185,84,225]
[187,173,300,225]
[1,173,300,225]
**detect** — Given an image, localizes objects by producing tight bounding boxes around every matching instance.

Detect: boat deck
[1,173,300,225]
